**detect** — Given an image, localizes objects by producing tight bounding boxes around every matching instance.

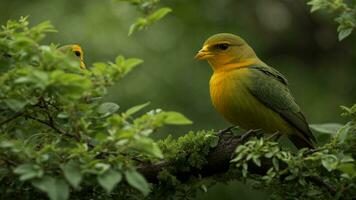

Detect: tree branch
[26,115,64,134]
[0,112,24,127]
[25,115,80,141]
[137,132,338,196]
[306,176,337,195]
[138,132,265,182]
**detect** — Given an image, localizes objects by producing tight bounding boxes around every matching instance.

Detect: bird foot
[266,131,281,141]
[217,126,236,135]
[239,129,262,142]
[304,147,325,155]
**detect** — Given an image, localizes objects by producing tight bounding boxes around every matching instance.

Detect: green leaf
[125,169,150,196]
[122,58,143,75]
[340,105,353,116]
[57,112,69,119]
[92,62,108,73]
[337,163,356,176]
[50,70,92,100]
[338,28,353,41]
[128,7,171,35]
[285,175,296,181]
[335,11,355,41]
[128,18,147,36]
[97,169,122,193]
[272,157,279,171]
[321,155,338,171]
[14,164,43,181]
[115,55,125,65]
[201,184,208,192]
[242,163,248,177]
[134,137,163,158]
[62,161,82,189]
[31,20,57,36]
[4,99,28,112]
[147,7,172,23]
[125,102,150,116]
[0,140,14,148]
[336,123,351,144]
[163,111,193,125]
[32,177,69,200]
[252,156,261,167]
[95,163,111,174]
[307,0,323,13]
[309,123,343,134]
[14,70,49,89]
[97,102,120,118]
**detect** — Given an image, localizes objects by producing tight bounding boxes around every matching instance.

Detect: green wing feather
[247,65,316,146]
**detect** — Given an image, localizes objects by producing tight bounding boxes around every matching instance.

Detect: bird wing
[246,65,316,143]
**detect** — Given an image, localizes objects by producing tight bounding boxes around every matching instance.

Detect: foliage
[0,17,191,200]
[0,2,355,199]
[114,0,172,35]
[229,104,356,200]
[307,0,356,40]
[138,104,356,199]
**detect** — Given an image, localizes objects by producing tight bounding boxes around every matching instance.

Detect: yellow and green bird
[58,44,86,69]
[195,33,315,149]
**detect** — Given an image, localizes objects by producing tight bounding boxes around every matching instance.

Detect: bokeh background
[1,0,355,199]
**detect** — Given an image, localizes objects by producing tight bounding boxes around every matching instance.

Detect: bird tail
[288,134,314,149]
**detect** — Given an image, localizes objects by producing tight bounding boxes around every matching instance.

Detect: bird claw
[266,131,281,141]
[304,147,325,155]
[239,129,262,142]
[217,126,236,135]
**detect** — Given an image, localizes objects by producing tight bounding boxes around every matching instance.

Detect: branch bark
[0,112,24,127]
[25,114,80,141]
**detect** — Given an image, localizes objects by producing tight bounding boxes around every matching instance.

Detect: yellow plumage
[210,68,294,136]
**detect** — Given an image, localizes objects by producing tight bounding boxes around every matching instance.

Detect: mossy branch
[138,132,250,183]
[137,130,340,197]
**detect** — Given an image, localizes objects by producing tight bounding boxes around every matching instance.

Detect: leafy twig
[25,115,79,141]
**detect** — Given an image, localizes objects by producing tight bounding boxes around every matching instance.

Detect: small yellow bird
[58,44,86,69]
[195,33,315,149]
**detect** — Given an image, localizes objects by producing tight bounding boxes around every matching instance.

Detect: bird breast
[209,68,254,125]
[209,68,292,133]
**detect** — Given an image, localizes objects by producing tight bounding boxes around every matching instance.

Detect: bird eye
[216,43,229,50]
[74,51,81,57]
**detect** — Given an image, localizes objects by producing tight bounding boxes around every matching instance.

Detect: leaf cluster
[0,17,191,200]
[229,104,356,200]
[114,0,172,35]
[308,0,356,40]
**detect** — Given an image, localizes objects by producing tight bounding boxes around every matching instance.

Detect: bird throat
[210,58,259,73]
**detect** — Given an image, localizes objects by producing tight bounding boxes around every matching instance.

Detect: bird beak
[195,46,213,60]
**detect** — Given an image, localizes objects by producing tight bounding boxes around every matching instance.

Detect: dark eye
[74,51,81,57]
[216,43,229,50]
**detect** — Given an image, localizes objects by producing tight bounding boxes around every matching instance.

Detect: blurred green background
[1,0,355,199]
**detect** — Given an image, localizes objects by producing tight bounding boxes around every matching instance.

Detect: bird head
[58,44,86,69]
[195,33,258,71]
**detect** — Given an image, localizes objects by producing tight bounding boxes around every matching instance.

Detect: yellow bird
[195,33,315,149]
[58,44,86,69]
